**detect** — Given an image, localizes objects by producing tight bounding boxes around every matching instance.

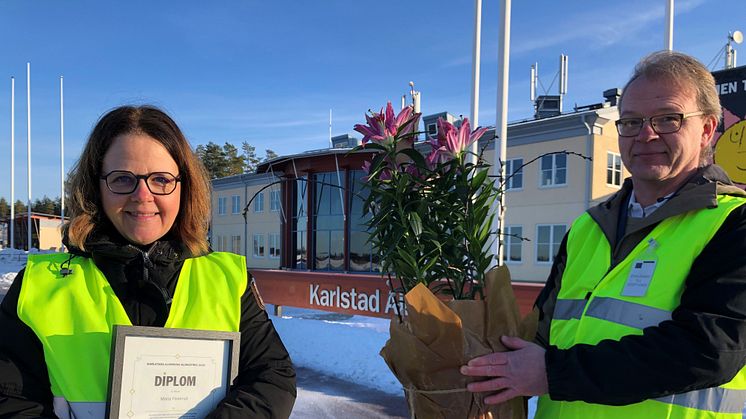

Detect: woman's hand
[460,335,549,404]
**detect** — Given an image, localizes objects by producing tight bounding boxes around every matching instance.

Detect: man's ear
[701,114,719,148]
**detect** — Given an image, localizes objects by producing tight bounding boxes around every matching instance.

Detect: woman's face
[100,134,181,246]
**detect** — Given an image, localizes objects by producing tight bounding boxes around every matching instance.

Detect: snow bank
[271,306,401,395]
[0,248,58,294]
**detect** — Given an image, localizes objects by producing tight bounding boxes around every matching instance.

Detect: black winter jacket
[534,165,746,405]
[0,227,296,418]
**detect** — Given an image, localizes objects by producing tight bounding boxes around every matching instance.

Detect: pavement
[293,366,408,419]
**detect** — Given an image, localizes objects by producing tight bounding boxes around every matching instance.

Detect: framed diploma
[106,325,240,419]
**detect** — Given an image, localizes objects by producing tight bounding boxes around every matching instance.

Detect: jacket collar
[63,222,191,266]
[587,164,745,246]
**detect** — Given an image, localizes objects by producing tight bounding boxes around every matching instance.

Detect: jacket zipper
[133,244,173,306]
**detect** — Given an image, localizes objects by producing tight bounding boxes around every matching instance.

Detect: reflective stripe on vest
[53,398,105,419]
[19,252,247,419]
[537,194,746,419]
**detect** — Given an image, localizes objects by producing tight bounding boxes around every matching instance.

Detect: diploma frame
[106,325,240,419]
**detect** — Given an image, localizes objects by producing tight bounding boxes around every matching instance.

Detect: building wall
[38,218,63,251]
[211,174,281,269]
[478,108,625,282]
[499,136,588,282]
[590,115,627,205]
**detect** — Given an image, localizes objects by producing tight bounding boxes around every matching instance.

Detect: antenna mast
[726,30,743,69]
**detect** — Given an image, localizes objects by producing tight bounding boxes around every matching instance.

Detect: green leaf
[471,168,488,189]
[360,143,388,152]
[398,148,428,169]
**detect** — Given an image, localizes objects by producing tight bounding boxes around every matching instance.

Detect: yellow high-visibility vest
[537,195,746,419]
[18,251,247,419]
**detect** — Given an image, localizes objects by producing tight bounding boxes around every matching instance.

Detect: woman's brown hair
[65,105,211,255]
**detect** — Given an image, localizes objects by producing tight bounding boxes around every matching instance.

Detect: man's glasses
[615,111,705,137]
[100,170,181,195]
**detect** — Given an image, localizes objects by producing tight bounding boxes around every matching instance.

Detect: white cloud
[507,0,707,56]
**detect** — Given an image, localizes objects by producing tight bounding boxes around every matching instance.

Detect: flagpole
[665,0,674,50]
[469,0,482,165]
[26,62,32,251]
[492,0,511,266]
[60,75,65,251]
[10,77,15,249]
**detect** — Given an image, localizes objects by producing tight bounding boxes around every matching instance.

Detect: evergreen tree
[196,141,272,179]
[196,141,228,179]
[14,200,26,215]
[264,149,279,162]
[0,197,9,219]
[222,142,244,176]
[241,141,261,173]
[32,195,57,215]
[54,197,63,217]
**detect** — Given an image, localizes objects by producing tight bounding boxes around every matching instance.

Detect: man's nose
[636,120,658,142]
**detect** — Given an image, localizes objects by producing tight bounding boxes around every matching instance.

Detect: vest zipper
[134,245,173,306]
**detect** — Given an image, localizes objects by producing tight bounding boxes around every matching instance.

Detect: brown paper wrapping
[381,266,539,419]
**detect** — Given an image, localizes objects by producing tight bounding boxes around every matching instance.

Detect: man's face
[618,76,716,189]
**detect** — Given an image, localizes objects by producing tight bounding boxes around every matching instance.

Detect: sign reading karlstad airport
[308,284,405,315]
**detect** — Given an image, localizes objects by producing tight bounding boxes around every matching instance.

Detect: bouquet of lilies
[353,103,535,419]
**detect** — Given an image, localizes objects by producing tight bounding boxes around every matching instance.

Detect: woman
[0,105,296,418]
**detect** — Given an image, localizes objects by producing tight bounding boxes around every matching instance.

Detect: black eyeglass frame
[615,111,705,137]
[100,170,182,195]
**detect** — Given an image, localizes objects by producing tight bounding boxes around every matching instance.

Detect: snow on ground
[271,306,400,395]
[0,248,30,294]
[272,305,538,417]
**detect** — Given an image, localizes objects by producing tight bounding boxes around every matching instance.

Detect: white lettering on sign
[384,291,406,315]
[717,81,744,95]
[309,284,405,315]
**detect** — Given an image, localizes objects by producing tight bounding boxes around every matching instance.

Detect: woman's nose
[130,179,154,201]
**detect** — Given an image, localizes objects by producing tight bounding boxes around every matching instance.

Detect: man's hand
[460,335,549,404]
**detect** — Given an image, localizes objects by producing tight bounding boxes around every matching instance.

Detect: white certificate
[107,326,240,419]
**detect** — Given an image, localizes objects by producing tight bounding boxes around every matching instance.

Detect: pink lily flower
[354,102,421,146]
[425,117,487,166]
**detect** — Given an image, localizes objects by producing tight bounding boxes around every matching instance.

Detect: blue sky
[0,0,744,201]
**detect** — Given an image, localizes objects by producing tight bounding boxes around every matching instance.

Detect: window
[254,192,264,212]
[314,172,344,271]
[349,170,379,272]
[270,190,281,212]
[504,225,523,263]
[539,154,567,187]
[505,158,523,190]
[269,233,281,258]
[607,152,622,186]
[231,195,241,214]
[214,235,228,252]
[231,235,241,254]
[536,224,566,263]
[218,197,227,215]
[292,177,308,269]
[427,123,437,137]
[253,234,265,258]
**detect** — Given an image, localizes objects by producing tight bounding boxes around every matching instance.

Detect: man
[462,51,746,418]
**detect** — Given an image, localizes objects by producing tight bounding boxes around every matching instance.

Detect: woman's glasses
[100,170,181,195]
